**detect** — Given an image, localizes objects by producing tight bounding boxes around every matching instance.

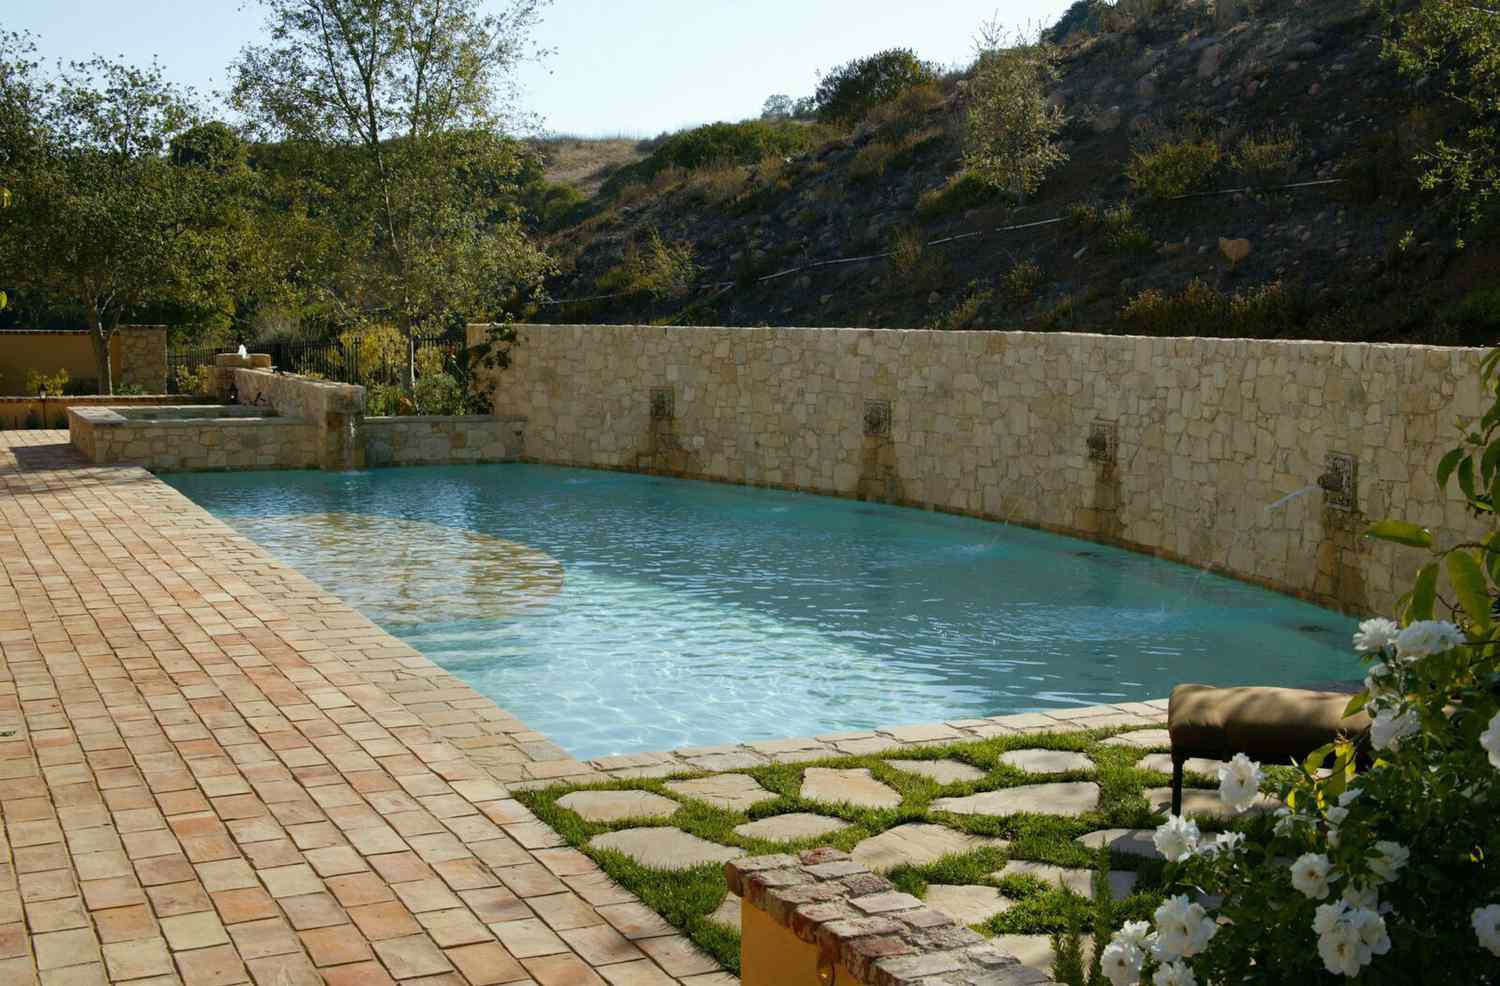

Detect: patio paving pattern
[0,432,733,986]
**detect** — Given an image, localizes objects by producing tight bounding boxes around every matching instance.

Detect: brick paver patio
[0,430,1172,986]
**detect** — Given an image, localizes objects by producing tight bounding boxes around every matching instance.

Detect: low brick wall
[363,415,528,467]
[0,394,182,430]
[728,849,1052,986]
[68,406,320,472]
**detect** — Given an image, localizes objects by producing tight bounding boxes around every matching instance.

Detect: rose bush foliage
[1101,350,1500,984]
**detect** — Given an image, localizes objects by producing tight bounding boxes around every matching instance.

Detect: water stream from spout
[1188,483,1323,600]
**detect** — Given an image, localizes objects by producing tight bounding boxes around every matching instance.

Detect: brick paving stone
[161,910,232,950]
[101,937,173,980]
[636,935,719,977]
[227,917,300,959]
[446,941,529,984]
[300,924,376,966]
[321,959,398,986]
[348,900,422,940]
[245,952,321,986]
[598,959,679,986]
[373,933,453,978]
[523,952,609,985]
[491,918,570,958]
[416,908,493,947]
[212,887,281,924]
[558,924,646,966]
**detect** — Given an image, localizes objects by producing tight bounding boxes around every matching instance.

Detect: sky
[8,0,1075,137]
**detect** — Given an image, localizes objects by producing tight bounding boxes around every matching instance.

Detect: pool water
[168,464,1361,760]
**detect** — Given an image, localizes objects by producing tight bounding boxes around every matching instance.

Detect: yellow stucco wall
[0,327,167,395]
[740,902,858,986]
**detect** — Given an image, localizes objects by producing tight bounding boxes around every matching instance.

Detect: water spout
[1266,484,1320,512]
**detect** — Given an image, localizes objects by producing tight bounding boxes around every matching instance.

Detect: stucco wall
[364,415,528,467]
[0,326,167,394]
[477,323,1491,615]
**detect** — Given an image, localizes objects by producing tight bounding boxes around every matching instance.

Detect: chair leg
[1171,752,1185,816]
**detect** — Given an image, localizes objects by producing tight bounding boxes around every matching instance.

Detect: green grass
[516,726,1263,975]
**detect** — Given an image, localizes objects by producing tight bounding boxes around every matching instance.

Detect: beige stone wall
[364,416,527,467]
[477,323,1492,615]
[68,407,320,472]
[232,367,365,470]
[0,394,182,430]
[116,326,168,392]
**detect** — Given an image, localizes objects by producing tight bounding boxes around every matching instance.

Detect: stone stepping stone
[801,768,901,810]
[1101,729,1170,750]
[933,782,1100,818]
[1076,829,1162,860]
[923,885,1014,926]
[885,759,986,785]
[665,774,775,812]
[1144,787,1277,818]
[732,813,849,842]
[851,824,1009,873]
[588,828,740,871]
[995,861,1137,901]
[707,893,741,933]
[998,750,1093,774]
[992,933,1088,975]
[1137,753,1226,777]
[556,790,679,823]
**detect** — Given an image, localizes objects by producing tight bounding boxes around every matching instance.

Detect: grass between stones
[517,727,1284,975]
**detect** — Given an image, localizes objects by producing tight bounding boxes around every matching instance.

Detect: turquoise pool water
[167,465,1361,759]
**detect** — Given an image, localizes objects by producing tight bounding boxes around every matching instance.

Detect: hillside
[530,0,1500,346]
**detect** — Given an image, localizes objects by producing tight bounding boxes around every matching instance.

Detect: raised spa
[168,464,1361,759]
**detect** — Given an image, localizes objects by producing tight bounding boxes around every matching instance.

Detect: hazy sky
[8,0,1074,136]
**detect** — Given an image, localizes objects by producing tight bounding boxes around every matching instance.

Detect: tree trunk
[88,319,114,395]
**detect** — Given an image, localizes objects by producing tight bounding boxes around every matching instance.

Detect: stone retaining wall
[68,406,320,472]
[478,323,1491,615]
[363,415,528,467]
[231,367,365,470]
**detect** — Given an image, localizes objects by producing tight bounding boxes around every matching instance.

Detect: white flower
[1152,895,1217,961]
[1100,940,1145,986]
[1393,620,1463,659]
[1482,712,1500,771]
[1363,661,1398,695]
[1371,707,1420,751]
[1341,882,1379,910]
[1325,805,1349,848]
[1314,901,1383,977]
[1153,960,1198,986]
[1369,841,1409,883]
[1114,921,1152,950]
[1209,831,1245,856]
[1474,905,1500,957]
[1153,815,1201,863]
[1353,618,1399,653]
[1291,853,1334,900]
[1217,753,1264,814]
[1273,806,1298,837]
[1338,788,1362,807]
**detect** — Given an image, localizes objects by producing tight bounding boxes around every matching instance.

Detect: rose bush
[1099,350,1500,984]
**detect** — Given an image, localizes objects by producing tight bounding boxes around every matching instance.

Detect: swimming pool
[168,464,1361,759]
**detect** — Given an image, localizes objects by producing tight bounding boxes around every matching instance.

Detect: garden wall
[363,415,528,467]
[0,394,180,430]
[0,325,168,394]
[231,367,365,470]
[68,406,320,472]
[477,323,1492,615]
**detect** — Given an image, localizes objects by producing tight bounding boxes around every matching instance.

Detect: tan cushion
[1168,683,1371,763]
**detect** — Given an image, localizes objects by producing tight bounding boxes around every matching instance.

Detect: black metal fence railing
[167,332,468,395]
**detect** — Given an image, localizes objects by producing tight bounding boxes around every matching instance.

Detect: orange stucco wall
[0,332,119,393]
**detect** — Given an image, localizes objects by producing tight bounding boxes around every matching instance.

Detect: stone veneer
[115,325,168,392]
[364,415,528,467]
[230,367,366,469]
[0,394,181,430]
[67,405,321,472]
[728,848,1052,986]
[480,324,1491,615]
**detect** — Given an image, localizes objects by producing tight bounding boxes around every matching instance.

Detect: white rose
[1291,853,1334,900]
[1353,617,1399,653]
[1217,753,1264,814]
[1351,909,1390,957]
[1314,902,1379,977]
[1481,712,1500,771]
[1100,940,1145,986]
[1363,661,1397,695]
[1341,882,1379,910]
[1474,904,1500,957]
[1153,960,1198,986]
[1273,806,1298,837]
[1152,895,1216,961]
[1369,841,1409,884]
[1370,707,1420,751]
[1153,814,1201,863]
[1114,920,1152,950]
[1394,620,1463,659]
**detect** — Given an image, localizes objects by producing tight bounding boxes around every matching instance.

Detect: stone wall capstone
[475,323,1492,615]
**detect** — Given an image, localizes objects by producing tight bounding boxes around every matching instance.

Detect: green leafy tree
[230,0,555,384]
[814,48,937,125]
[1376,0,1500,242]
[0,38,233,392]
[963,40,1068,196]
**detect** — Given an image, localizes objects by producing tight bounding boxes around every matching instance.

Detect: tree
[1376,0,1500,244]
[813,48,937,125]
[962,41,1068,197]
[761,94,793,120]
[0,38,232,393]
[230,0,555,385]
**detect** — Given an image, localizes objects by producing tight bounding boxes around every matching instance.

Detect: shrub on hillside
[1120,278,1305,337]
[1233,127,1300,187]
[963,43,1068,196]
[814,49,938,126]
[917,172,1004,222]
[596,230,698,300]
[886,227,946,291]
[1003,260,1044,303]
[925,282,993,330]
[1127,132,1222,200]
[609,120,830,197]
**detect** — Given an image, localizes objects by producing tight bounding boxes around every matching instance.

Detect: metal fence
[167,331,468,395]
